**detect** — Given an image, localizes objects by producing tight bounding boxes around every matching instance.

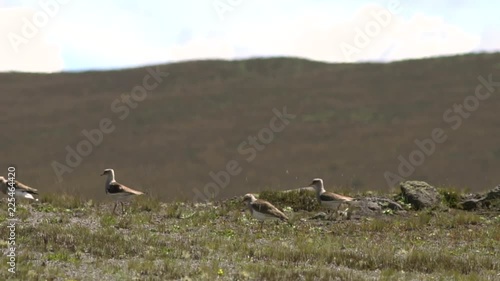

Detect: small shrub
[394,196,412,210]
[438,188,461,208]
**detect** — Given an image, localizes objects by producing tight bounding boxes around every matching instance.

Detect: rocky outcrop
[460,198,482,211]
[356,197,404,214]
[484,185,500,200]
[400,181,441,210]
[460,185,500,211]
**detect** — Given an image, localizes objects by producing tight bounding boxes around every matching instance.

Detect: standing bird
[100,169,144,215]
[0,176,39,201]
[307,178,355,215]
[242,193,288,230]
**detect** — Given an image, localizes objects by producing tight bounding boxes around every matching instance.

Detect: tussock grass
[434,210,482,227]
[39,192,87,210]
[258,189,320,211]
[130,195,161,213]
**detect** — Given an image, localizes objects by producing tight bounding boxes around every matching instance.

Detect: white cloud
[0,8,64,72]
[380,13,481,61]
[161,3,482,64]
[168,37,235,62]
[52,20,171,69]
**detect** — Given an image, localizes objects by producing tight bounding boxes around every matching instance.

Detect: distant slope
[1,53,500,201]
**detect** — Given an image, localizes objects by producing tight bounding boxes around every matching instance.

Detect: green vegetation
[258,189,319,211]
[438,187,462,208]
[0,191,498,280]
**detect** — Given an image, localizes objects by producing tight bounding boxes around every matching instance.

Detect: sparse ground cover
[1,190,498,281]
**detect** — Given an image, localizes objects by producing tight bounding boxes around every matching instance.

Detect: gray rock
[310,212,328,220]
[460,185,500,211]
[400,181,441,210]
[347,197,404,217]
[484,185,500,200]
[376,198,404,211]
[366,201,382,211]
[461,199,481,211]
[360,197,403,210]
[354,200,380,216]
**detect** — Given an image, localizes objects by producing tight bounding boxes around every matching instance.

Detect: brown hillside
[1,53,500,201]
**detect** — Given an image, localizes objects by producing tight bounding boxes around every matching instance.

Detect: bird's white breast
[15,190,37,200]
[321,200,342,209]
[252,209,279,221]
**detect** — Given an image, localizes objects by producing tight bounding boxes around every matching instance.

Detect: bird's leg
[121,202,125,214]
[337,203,350,220]
[336,204,343,220]
[260,221,264,232]
[328,206,339,220]
[346,206,352,220]
[112,203,117,215]
[326,208,334,220]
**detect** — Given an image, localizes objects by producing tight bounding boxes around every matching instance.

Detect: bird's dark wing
[253,199,288,220]
[107,182,144,195]
[321,191,353,202]
[106,182,124,194]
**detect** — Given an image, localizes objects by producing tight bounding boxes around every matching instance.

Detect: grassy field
[1,53,500,202]
[0,190,498,280]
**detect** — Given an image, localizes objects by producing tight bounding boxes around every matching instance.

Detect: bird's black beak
[100,173,105,176]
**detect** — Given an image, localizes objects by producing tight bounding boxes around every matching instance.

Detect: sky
[0,0,499,72]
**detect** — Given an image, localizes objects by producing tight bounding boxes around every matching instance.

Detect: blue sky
[0,0,499,72]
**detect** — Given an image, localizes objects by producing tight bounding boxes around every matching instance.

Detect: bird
[100,169,144,215]
[242,193,288,230]
[0,176,39,201]
[307,178,355,217]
